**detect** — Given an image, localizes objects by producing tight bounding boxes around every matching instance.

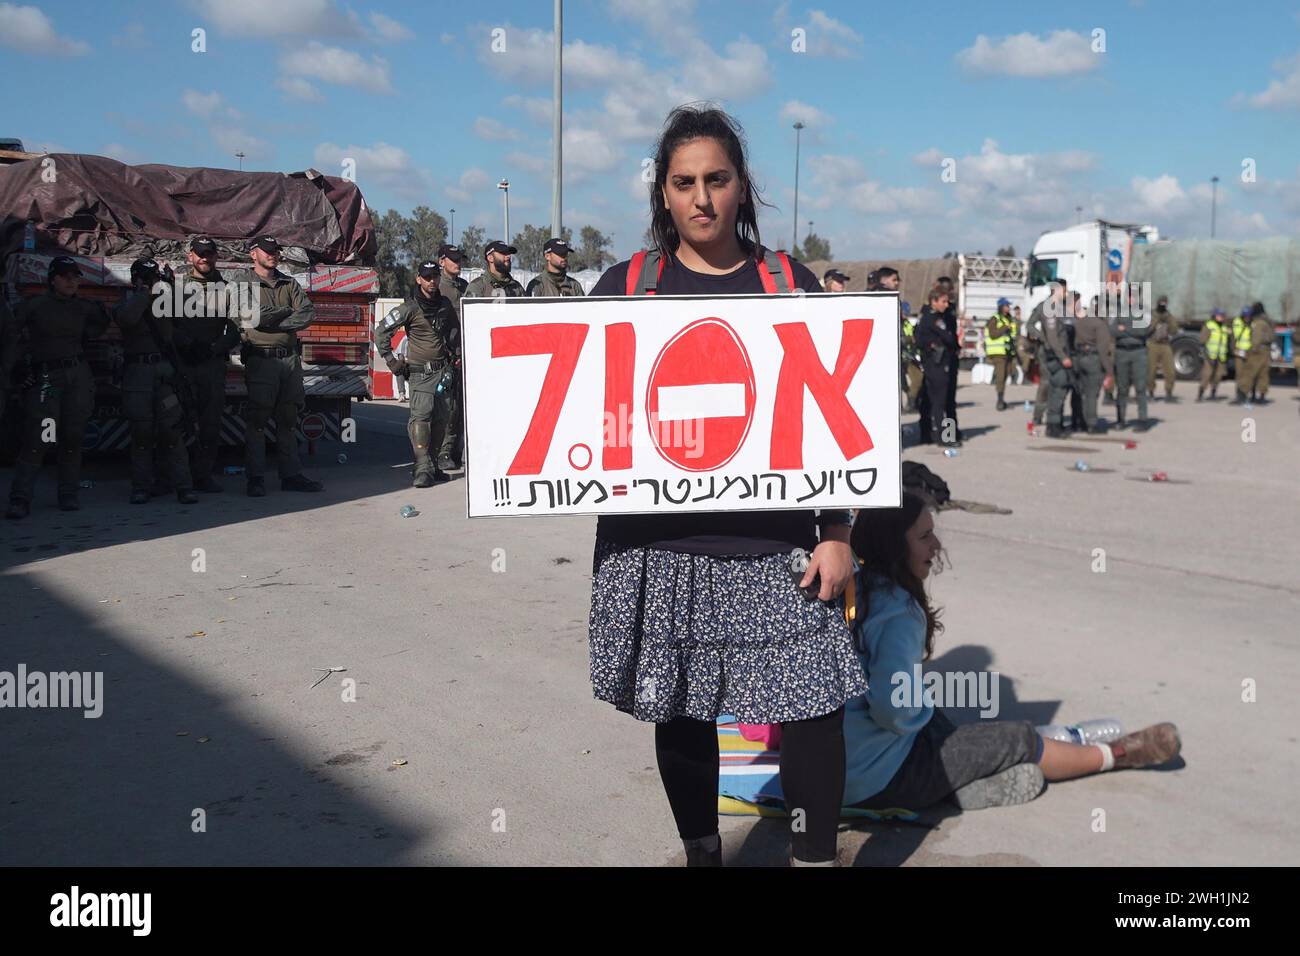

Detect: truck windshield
[1028,257,1058,288]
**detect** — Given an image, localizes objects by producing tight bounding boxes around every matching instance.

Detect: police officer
[876,266,900,292]
[1146,295,1178,401]
[1237,302,1274,405]
[526,238,586,297]
[1071,293,1114,434]
[378,260,455,487]
[1197,308,1230,401]
[240,235,322,496]
[1036,281,1073,438]
[984,297,1016,410]
[465,240,526,300]
[173,235,240,493]
[1110,286,1152,430]
[436,242,469,471]
[917,286,960,446]
[3,257,109,518]
[115,258,197,505]
[823,268,849,293]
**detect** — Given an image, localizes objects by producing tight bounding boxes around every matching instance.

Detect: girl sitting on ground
[844,492,1181,811]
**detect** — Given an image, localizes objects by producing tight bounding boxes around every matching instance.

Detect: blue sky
[4,0,1299,261]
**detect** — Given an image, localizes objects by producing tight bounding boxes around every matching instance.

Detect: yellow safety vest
[1205,321,1228,362]
[1233,317,1251,353]
[984,313,1013,356]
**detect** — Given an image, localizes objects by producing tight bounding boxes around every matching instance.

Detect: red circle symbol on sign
[645,317,756,471]
[301,414,326,440]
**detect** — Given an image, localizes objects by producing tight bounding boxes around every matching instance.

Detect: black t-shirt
[590,249,824,556]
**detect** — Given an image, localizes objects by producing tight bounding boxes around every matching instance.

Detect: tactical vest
[625,247,794,295]
[1233,317,1251,352]
[1205,321,1228,362]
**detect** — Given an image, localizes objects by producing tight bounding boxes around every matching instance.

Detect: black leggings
[654,708,846,863]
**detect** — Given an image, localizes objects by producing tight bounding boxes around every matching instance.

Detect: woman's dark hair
[850,492,945,658]
[648,104,771,258]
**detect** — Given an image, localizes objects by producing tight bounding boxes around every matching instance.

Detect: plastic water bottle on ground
[1037,719,1124,745]
[400,505,419,518]
[943,447,959,457]
[1074,460,1089,472]
[1023,400,1032,412]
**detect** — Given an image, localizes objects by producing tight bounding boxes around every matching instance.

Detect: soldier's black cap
[437,243,466,263]
[484,240,517,257]
[823,268,850,283]
[48,255,83,278]
[417,260,440,279]
[189,235,218,257]
[252,235,281,254]
[543,238,571,256]
[131,256,160,274]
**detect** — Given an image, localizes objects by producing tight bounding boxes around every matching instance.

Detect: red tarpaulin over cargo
[0,153,376,267]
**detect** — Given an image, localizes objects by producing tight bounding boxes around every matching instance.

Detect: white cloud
[504,95,555,125]
[956,30,1098,77]
[563,127,623,183]
[0,3,89,55]
[805,9,864,59]
[281,41,393,94]
[507,151,548,174]
[193,0,363,38]
[1242,52,1300,110]
[912,147,944,166]
[182,89,226,119]
[781,100,832,129]
[473,117,522,142]
[277,76,325,103]
[369,12,413,42]
[314,141,434,200]
[445,167,493,204]
[210,125,271,163]
[1131,174,1186,213]
[808,154,942,216]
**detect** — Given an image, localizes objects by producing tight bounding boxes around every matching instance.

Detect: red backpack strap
[625,249,664,296]
[757,249,794,294]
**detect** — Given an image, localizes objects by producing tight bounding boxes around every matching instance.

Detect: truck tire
[1171,334,1202,381]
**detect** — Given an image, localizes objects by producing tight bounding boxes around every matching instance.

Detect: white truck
[1027,220,1298,379]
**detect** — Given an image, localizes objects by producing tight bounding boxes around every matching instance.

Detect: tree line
[374,206,616,296]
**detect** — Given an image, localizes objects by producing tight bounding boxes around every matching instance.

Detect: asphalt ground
[1,371,1297,866]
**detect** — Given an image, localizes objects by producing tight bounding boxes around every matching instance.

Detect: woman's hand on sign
[804,535,854,601]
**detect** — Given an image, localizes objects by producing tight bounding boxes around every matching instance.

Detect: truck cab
[1027,220,1158,314]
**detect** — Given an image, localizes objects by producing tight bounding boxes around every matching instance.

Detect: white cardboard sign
[462,292,901,517]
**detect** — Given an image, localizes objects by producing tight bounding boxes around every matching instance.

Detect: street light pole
[449,208,455,245]
[792,121,805,253]
[235,151,245,171]
[498,179,510,241]
[1211,176,1220,239]
[551,0,563,239]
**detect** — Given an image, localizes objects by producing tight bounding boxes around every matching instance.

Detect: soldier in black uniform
[377,261,457,487]
[436,243,469,470]
[3,257,110,518]
[114,258,198,505]
[174,236,241,492]
[916,286,961,447]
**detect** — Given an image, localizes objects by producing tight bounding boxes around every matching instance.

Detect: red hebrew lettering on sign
[491,323,589,475]
[769,319,875,470]
[645,317,756,471]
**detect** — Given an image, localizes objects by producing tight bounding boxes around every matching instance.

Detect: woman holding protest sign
[586,105,867,866]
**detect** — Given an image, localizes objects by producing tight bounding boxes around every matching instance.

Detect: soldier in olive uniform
[465,240,526,301]
[436,243,469,470]
[984,297,1017,411]
[1034,281,1073,438]
[526,238,586,297]
[1146,296,1178,401]
[1071,294,1115,433]
[1238,302,1275,404]
[173,235,241,493]
[1197,308,1230,401]
[114,258,197,505]
[239,236,322,496]
[1110,288,1152,430]
[3,257,110,518]
[378,260,456,487]
[1024,292,1053,425]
